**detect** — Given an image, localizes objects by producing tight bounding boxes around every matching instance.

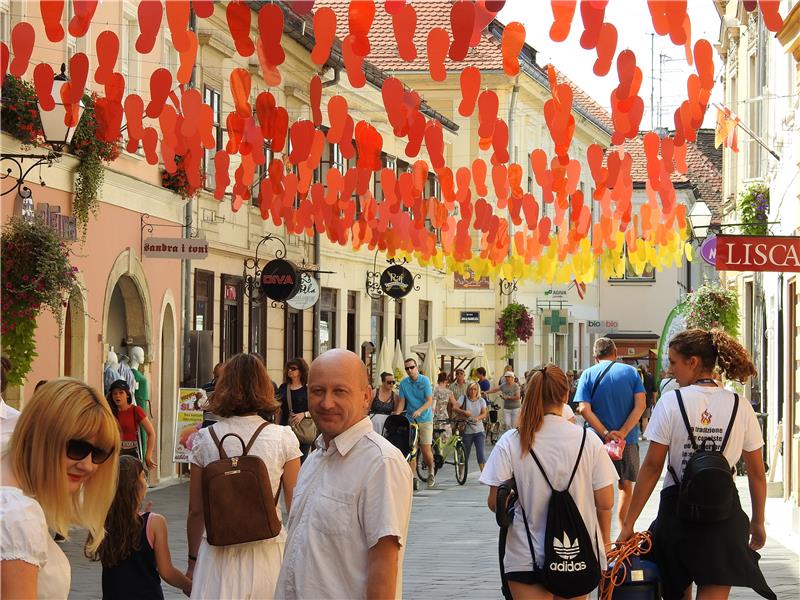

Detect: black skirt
[647,485,776,600]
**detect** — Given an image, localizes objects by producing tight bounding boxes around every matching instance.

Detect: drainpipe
[321,67,340,88]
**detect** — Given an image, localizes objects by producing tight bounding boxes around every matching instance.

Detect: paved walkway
[63,440,800,599]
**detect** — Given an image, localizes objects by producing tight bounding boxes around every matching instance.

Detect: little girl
[89,456,191,598]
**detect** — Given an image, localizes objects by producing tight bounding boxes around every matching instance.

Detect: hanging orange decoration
[342,35,367,88]
[424,120,446,170]
[135,1,162,54]
[472,0,501,47]
[33,63,55,111]
[123,95,144,152]
[491,119,509,165]
[549,0,576,42]
[579,0,606,49]
[391,2,417,62]
[349,0,375,57]
[501,22,525,77]
[228,0,255,58]
[230,68,252,117]
[9,23,34,77]
[254,37,281,87]
[176,32,197,84]
[258,4,285,67]
[311,7,336,66]
[458,66,481,117]
[191,0,214,19]
[166,0,191,52]
[69,0,97,38]
[145,68,172,118]
[95,31,119,85]
[593,22,617,76]
[141,127,159,165]
[289,120,314,165]
[449,0,475,62]
[477,90,498,140]
[326,95,349,144]
[310,75,322,127]
[40,0,65,43]
[426,27,450,82]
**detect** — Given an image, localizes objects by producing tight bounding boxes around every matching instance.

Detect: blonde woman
[1,379,121,599]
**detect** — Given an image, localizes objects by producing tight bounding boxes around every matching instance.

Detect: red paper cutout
[255,37,282,87]
[327,95,349,143]
[579,0,606,49]
[459,67,481,117]
[40,0,65,43]
[95,31,119,85]
[166,0,191,52]
[69,0,97,38]
[427,28,450,82]
[289,120,314,165]
[33,63,55,111]
[259,4,285,66]
[355,121,383,171]
[192,0,214,19]
[228,0,255,57]
[550,0,576,42]
[472,0,500,47]
[477,90,498,139]
[230,68,252,117]
[177,32,198,84]
[491,119,509,165]
[293,2,316,17]
[424,120,445,170]
[342,35,367,88]
[311,8,337,66]
[593,22,616,76]
[9,23,34,77]
[758,0,784,31]
[141,127,159,164]
[349,0,375,57]
[391,2,417,62]
[271,107,289,154]
[145,69,172,118]
[124,95,145,152]
[0,44,7,88]
[135,1,162,54]
[501,22,525,77]
[66,53,88,104]
[471,159,488,197]
[449,1,475,62]
[310,75,322,127]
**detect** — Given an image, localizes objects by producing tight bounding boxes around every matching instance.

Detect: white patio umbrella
[471,344,492,381]
[392,340,406,382]
[420,337,439,379]
[375,336,393,386]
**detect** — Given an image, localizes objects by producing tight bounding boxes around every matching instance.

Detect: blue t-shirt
[478,378,491,393]
[398,374,433,423]
[575,360,645,445]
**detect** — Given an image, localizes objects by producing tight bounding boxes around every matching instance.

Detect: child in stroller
[381,414,419,462]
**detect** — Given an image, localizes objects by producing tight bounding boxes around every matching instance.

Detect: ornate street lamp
[1,63,84,197]
[687,199,713,241]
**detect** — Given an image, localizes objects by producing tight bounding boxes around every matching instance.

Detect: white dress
[0,487,71,599]
[189,416,302,599]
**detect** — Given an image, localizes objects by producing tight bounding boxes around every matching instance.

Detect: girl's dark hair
[284,357,309,385]
[669,328,756,382]
[105,380,133,416]
[89,456,143,567]
[380,371,393,383]
[208,353,280,417]
[517,364,569,456]
[437,371,448,384]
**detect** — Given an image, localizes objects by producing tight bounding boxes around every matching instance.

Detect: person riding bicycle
[397,358,435,489]
[433,372,458,442]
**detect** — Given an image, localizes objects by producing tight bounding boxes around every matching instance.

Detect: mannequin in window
[130,346,151,461]
[104,351,121,396]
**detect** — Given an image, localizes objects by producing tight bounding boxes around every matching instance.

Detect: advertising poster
[173,388,204,464]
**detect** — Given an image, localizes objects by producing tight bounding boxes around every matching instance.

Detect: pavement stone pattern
[62,440,800,599]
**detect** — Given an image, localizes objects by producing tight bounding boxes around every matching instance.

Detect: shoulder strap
[244,422,270,455]
[590,361,616,400]
[529,449,554,491]
[674,389,698,450]
[208,425,227,459]
[529,426,587,492]
[720,393,739,453]
[286,386,294,412]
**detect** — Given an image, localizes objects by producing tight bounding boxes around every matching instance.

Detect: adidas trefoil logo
[553,532,580,560]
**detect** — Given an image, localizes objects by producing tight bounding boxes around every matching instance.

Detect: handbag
[287,386,318,445]
[454,396,468,434]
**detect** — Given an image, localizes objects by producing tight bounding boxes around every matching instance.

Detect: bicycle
[416,419,468,485]
[485,400,502,445]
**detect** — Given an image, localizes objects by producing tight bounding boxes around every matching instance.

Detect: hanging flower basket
[738,183,769,235]
[681,283,740,338]
[495,302,534,360]
[0,75,44,145]
[1,217,79,386]
[161,155,202,200]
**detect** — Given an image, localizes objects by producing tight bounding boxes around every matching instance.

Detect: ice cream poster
[173,388,204,463]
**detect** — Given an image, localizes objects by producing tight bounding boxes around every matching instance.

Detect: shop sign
[460,311,480,323]
[143,237,208,259]
[453,269,490,289]
[715,235,800,273]
[544,309,568,334]
[380,264,414,298]
[544,288,567,297]
[287,273,320,310]
[587,320,618,333]
[174,388,204,463]
[260,259,300,301]
[699,235,716,266]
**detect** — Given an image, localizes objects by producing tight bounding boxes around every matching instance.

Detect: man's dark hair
[476,367,486,376]
[404,358,417,366]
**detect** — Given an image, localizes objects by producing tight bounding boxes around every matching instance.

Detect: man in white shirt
[276,349,413,599]
[0,357,20,450]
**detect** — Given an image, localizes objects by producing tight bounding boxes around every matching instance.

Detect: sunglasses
[66,439,113,464]
[287,366,299,371]
[405,365,417,371]
[385,380,396,385]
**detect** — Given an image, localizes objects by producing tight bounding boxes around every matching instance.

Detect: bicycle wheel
[454,441,468,485]
[416,457,428,481]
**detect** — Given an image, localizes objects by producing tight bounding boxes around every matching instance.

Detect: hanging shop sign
[544,309,568,334]
[544,288,568,297]
[173,388,204,464]
[143,237,208,259]
[699,235,716,266]
[260,259,300,301]
[460,311,481,323]
[287,273,320,310]
[380,264,414,299]
[715,235,800,273]
[587,320,619,334]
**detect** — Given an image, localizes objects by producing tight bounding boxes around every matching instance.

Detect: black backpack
[667,389,739,523]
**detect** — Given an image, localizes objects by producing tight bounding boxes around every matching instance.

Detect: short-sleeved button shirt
[398,375,433,423]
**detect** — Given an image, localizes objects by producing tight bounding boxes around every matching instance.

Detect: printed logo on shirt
[700,409,712,426]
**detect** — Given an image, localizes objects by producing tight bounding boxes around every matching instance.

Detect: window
[394,299,403,344]
[371,297,385,350]
[193,270,214,331]
[204,87,222,190]
[284,306,303,362]
[220,275,244,361]
[163,35,179,80]
[320,288,338,354]
[254,143,274,206]
[0,0,10,45]
[121,11,138,95]
[346,291,358,352]
[608,245,655,282]
[418,300,430,344]
[248,297,266,358]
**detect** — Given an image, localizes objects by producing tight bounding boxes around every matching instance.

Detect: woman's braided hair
[669,328,756,382]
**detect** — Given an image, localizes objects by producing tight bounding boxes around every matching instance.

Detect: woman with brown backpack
[186,353,302,599]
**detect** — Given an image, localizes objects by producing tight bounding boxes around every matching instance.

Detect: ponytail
[517,364,568,456]
[669,328,756,382]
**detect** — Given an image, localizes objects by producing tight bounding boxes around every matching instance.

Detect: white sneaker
[427,474,436,489]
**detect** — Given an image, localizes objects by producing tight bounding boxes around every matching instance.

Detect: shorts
[613,442,640,482]
[505,571,545,586]
[416,420,433,445]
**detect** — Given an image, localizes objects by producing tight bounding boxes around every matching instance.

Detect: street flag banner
[656,304,686,389]
[714,105,739,151]
[174,388,204,463]
[715,235,800,273]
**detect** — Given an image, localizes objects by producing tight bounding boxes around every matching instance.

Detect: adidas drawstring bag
[529,427,601,597]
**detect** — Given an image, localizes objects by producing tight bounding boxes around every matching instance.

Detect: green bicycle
[416,420,468,485]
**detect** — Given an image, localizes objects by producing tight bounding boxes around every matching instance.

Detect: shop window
[608,245,655,282]
[193,270,214,331]
[203,87,222,190]
[248,297,266,358]
[284,305,303,362]
[346,291,358,352]
[419,300,430,343]
[220,275,243,361]
[394,299,403,345]
[320,288,338,354]
[371,296,385,350]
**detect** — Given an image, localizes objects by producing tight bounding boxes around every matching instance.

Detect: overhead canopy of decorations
[0,0,786,284]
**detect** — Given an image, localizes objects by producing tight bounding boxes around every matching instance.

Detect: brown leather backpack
[202,422,282,546]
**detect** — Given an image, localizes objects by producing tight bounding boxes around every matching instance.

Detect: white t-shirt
[480,416,618,572]
[645,385,763,491]
[562,403,575,420]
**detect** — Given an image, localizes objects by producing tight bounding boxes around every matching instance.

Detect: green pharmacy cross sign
[544,310,567,334]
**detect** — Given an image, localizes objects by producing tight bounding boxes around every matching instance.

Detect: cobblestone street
[62,440,800,599]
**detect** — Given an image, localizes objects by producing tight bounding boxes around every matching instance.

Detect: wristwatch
[602,429,610,439]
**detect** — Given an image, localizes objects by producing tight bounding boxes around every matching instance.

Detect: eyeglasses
[404,365,417,371]
[287,366,298,371]
[385,380,396,385]
[66,439,113,464]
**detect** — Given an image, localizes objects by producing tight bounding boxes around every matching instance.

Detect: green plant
[0,75,43,145]
[495,302,534,360]
[682,282,740,338]
[738,183,769,235]
[1,217,79,386]
[161,155,202,200]
[70,93,121,237]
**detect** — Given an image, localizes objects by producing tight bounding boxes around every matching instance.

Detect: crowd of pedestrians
[0,328,776,599]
